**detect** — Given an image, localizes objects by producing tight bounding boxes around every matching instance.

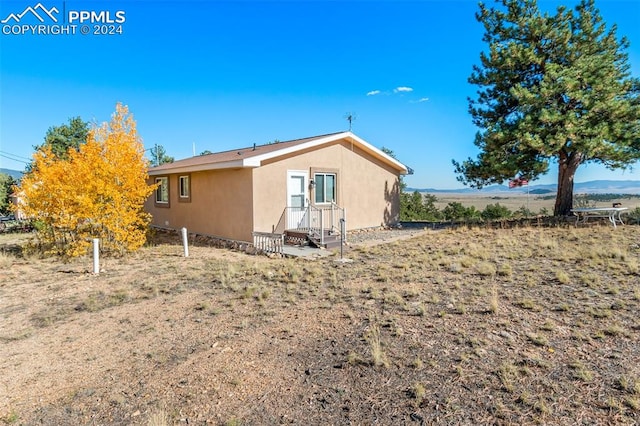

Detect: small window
[155,177,169,204]
[179,175,190,199]
[314,173,336,204]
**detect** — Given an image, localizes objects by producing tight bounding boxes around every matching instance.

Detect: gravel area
[346,226,434,246]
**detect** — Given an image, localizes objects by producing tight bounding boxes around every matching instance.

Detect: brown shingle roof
[149,132,343,173]
[148,131,407,175]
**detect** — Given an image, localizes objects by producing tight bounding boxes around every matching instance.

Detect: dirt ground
[1,223,640,425]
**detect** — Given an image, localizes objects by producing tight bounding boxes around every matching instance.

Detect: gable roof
[148,131,408,176]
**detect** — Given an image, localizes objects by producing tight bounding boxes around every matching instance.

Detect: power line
[0,152,29,164]
[0,150,31,160]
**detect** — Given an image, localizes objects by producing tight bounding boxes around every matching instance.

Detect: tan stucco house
[145,131,408,249]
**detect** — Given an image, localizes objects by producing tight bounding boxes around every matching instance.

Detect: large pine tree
[454,0,640,215]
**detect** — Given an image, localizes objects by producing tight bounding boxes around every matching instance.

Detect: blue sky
[1,0,639,189]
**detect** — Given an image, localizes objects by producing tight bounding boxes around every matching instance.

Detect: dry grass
[1,224,640,425]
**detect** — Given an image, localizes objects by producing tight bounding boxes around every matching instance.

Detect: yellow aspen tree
[19,146,84,254]
[83,103,156,254]
[18,103,156,257]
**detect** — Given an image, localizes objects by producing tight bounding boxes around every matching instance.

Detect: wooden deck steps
[284,229,343,249]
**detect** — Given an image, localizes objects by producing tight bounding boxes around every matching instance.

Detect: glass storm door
[287,171,308,229]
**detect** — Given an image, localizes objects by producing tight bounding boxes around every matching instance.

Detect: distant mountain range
[0,168,24,180]
[408,180,640,195]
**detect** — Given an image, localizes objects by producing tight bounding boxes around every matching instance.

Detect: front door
[287,171,308,229]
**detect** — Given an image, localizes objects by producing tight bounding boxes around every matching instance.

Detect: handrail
[271,201,346,246]
[273,207,287,235]
[330,201,345,235]
[307,202,324,246]
[253,231,284,254]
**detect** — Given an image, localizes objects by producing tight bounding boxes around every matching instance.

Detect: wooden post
[181,227,189,257]
[92,238,100,274]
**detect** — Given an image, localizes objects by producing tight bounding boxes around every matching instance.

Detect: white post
[181,227,189,257]
[92,238,100,274]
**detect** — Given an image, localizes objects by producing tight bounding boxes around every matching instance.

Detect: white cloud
[408,97,430,104]
[394,86,413,93]
[366,90,381,96]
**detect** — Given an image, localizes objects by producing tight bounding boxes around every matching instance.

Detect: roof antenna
[344,112,356,131]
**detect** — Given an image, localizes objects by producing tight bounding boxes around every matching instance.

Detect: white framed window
[155,177,169,204]
[179,175,190,199]
[314,173,336,204]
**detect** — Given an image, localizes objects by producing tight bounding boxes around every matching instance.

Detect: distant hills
[0,168,23,180]
[409,180,640,195]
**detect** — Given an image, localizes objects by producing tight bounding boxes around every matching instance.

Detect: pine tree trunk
[554,151,582,216]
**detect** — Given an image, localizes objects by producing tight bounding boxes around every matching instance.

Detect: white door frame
[286,170,308,229]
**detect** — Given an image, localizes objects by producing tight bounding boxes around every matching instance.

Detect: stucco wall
[145,168,254,242]
[145,138,402,241]
[253,140,401,232]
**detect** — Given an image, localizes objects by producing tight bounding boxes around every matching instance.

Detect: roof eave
[147,131,409,175]
[148,159,252,175]
[343,133,409,174]
[248,131,409,174]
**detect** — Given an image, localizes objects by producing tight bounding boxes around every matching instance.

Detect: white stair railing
[273,201,346,247]
[253,232,284,254]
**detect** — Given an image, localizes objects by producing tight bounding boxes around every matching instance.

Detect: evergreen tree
[28,117,89,171]
[0,173,17,215]
[481,203,512,220]
[454,0,640,216]
[150,144,174,167]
